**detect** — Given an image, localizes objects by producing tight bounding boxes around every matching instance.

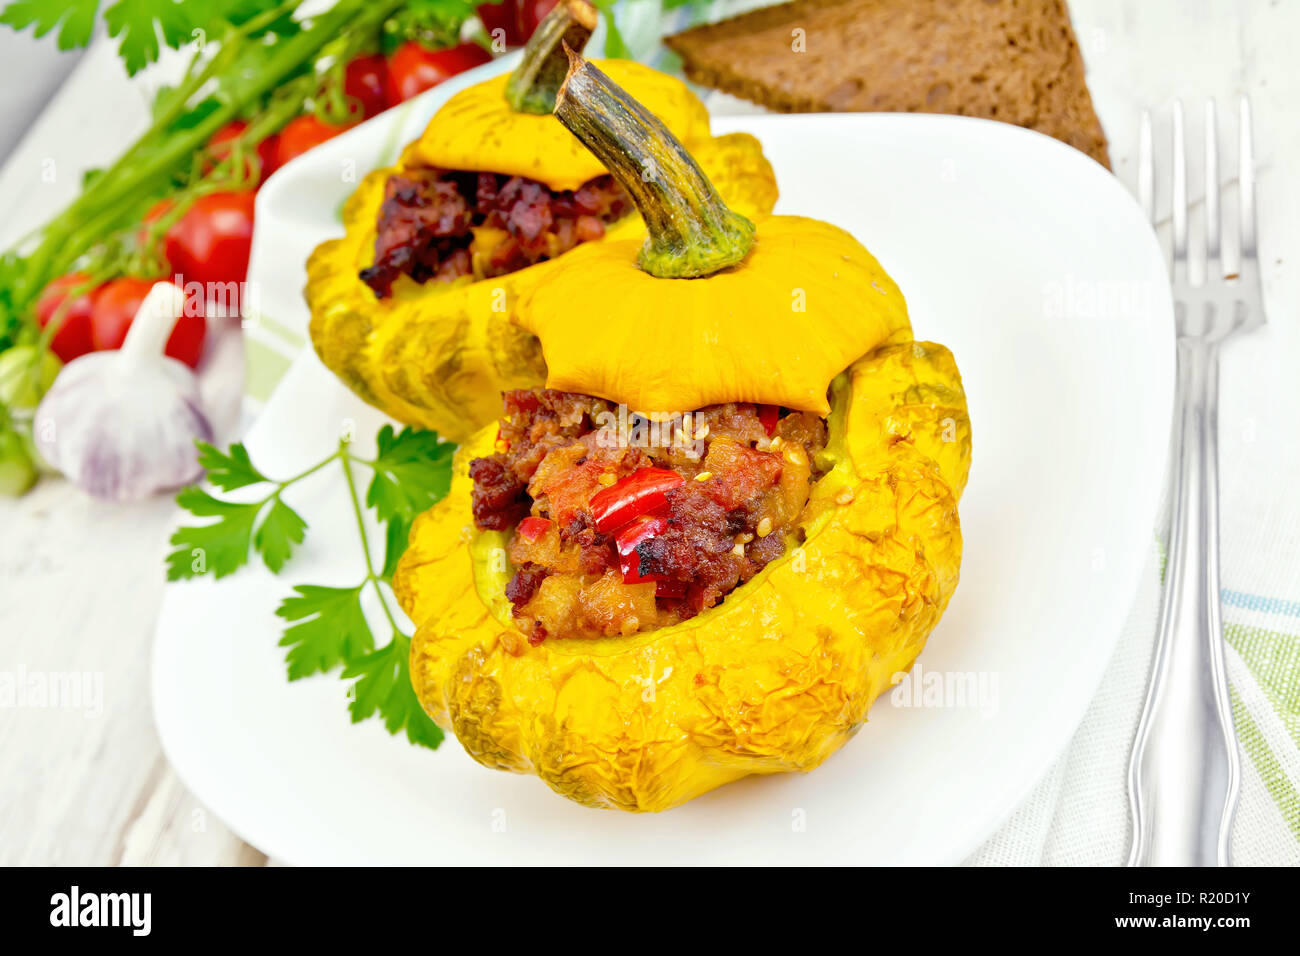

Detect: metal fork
[1127,98,1263,866]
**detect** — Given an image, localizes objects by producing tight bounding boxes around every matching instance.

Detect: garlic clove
[33,282,215,502]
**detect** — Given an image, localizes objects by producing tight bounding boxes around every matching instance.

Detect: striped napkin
[967,523,1300,865]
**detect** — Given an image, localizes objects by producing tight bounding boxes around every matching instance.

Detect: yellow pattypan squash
[305,2,777,442]
[520,217,910,415]
[393,54,972,812]
[395,341,970,811]
[410,60,711,192]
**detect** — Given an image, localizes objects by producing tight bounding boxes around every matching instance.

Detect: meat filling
[360,168,630,297]
[469,388,829,642]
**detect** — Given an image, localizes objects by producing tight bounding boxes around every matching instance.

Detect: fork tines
[1138,96,1263,334]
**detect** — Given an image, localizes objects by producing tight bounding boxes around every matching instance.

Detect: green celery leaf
[253,497,307,573]
[0,0,101,51]
[343,632,443,749]
[166,487,262,579]
[276,583,373,680]
[365,425,454,525]
[196,440,270,491]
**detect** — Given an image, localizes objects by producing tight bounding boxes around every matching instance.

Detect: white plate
[153,79,1174,864]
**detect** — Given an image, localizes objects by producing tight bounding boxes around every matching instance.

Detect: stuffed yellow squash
[391,54,971,812]
[305,0,778,442]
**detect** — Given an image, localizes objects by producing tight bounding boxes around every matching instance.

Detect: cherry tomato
[91,278,207,369]
[160,191,257,290]
[274,115,356,169]
[35,272,99,363]
[478,0,558,47]
[207,120,279,185]
[519,0,560,37]
[344,53,395,118]
[385,41,491,103]
[477,2,520,46]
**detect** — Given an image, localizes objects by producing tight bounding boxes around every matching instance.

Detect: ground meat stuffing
[360,168,630,297]
[504,561,549,606]
[468,455,530,531]
[469,387,829,641]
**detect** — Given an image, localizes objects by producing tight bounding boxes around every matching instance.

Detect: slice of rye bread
[665,0,1110,167]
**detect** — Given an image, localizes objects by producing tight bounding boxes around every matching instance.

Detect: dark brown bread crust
[665,0,1110,167]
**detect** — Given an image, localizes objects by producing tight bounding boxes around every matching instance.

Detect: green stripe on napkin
[1226,622,1300,747]
[1229,685,1300,841]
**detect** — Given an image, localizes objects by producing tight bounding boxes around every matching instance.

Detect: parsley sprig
[167,425,454,749]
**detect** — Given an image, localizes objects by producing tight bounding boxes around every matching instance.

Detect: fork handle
[1127,336,1241,866]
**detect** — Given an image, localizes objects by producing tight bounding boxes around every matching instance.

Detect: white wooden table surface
[1,0,1296,865]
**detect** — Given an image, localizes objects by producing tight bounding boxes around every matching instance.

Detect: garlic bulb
[34,283,213,501]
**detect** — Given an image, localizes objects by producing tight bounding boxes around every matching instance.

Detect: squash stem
[505,0,597,114]
[554,50,755,278]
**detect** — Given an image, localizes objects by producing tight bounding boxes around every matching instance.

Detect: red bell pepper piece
[517,516,551,542]
[757,404,781,436]
[590,467,684,533]
[615,514,688,597]
[615,514,668,584]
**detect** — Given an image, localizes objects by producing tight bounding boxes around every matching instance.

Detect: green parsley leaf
[103,0,205,75]
[365,425,454,525]
[167,485,307,578]
[0,0,100,51]
[196,440,270,491]
[276,584,374,680]
[380,514,412,580]
[344,632,443,749]
[253,497,307,573]
[164,424,453,749]
[166,487,261,580]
